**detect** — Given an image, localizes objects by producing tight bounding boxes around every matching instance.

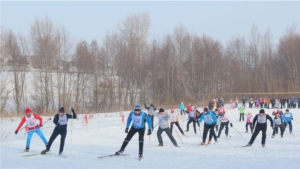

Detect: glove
[15,130,18,134]
[39,124,43,127]
[230,123,233,127]
[147,130,151,135]
[125,128,129,133]
[291,118,293,120]
[71,108,75,113]
[57,123,61,126]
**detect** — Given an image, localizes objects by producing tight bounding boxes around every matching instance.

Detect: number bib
[25,114,38,128]
[189,111,195,118]
[257,115,266,123]
[58,114,68,125]
[284,114,291,118]
[132,113,143,127]
[149,107,154,115]
[204,114,213,123]
[274,118,282,125]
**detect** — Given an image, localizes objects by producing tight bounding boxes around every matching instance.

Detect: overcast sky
[1,1,300,45]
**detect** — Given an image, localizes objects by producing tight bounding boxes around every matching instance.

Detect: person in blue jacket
[298,97,300,108]
[282,109,293,135]
[179,102,185,115]
[198,107,218,145]
[115,105,152,159]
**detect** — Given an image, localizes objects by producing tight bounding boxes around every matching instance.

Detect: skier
[185,106,197,134]
[145,103,156,131]
[155,108,179,147]
[282,109,293,135]
[298,97,300,108]
[198,107,218,145]
[216,112,232,138]
[214,109,220,132]
[179,102,185,116]
[169,107,185,135]
[271,113,284,138]
[238,107,245,121]
[245,112,253,133]
[14,107,48,152]
[41,107,77,155]
[115,105,152,159]
[245,109,273,147]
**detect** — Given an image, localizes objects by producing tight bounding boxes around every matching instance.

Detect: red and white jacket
[15,113,43,131]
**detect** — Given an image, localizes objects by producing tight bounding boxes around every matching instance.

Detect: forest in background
[0,13,299,115]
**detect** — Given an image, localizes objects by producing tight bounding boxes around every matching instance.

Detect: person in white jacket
[169,107,185,136]
[216,112,232,138]
[155,108,179,147]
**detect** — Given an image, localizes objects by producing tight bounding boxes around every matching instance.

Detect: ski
[22,152,51,157]
[98,154,129,159]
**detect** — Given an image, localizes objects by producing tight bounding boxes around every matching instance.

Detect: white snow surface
[1,106,300,169]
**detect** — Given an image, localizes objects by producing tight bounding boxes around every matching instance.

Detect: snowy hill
[1,106,300,169]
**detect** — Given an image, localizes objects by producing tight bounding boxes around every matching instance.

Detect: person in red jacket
[14,107,48,152]
[187,103,192,112]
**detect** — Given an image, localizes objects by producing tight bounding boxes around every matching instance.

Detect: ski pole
[174,128,184,147]
[232,126,244,138]
[292,119,300,125]
[18,118,52,133]
[153,122,159,130]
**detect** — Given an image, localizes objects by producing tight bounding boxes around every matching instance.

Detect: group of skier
[14,99,296,160]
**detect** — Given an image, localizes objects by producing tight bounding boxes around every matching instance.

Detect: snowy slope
[1,106,300,169]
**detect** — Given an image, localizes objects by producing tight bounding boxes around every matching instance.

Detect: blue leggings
[26,128,48,147]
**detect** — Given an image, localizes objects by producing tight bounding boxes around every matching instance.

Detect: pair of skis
[22,152,66,158]
[98,154,143,161]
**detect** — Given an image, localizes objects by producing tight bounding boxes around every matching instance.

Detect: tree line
[0,14,299,115]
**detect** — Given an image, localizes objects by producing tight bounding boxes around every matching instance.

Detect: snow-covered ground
[1,106,300,169]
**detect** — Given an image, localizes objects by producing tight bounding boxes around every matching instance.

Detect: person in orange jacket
[15,107,48,152]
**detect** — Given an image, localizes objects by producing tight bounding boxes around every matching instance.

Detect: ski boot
[59,151,63,155]
[244,143,252,147]
[41,149,50,154]
[24,147,30,152]
[115,149,124,155]
[157,144,163,147]
[207,140,211,144]
[200,142,205,146]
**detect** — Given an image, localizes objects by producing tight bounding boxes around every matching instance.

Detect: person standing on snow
[145,103,156,131]
[185,106,197,134]
[14,107,48,152]
[238,107,245,121]
[169,107,185,136]
[282,109,293,135]
[155,108,179,147]
[245,109,273,147]
[179,102,185,115]
[271,113,284,138]
[198,107,218,145]
[115,105,152,159]
[245,112,253,133]
[216,112,232,138]
[41,107,77,155]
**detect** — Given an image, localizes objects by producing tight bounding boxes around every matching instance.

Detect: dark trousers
[217,122,229,137]
[170,122,184,135]
[239,114,244,121]
[186,119,197,134]
[202,124,217,142]
[148,115,154,131]
[249,103,253,108]
[46,128,67,152]
[120,127,145,154]
[180,110,185,115]
[157,127,178,146]
[282,121,293,134]
[272,125,283,136]
[248,124,267,145]
[242,103,246,107]
[246,123,253,133]
[298,102,300,108]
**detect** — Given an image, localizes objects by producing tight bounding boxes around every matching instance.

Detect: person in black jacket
[245,109,273,147]
[41,107,77,155]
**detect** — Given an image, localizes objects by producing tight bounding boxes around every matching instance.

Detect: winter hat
[171,107,175,112]
[59,107,65,113]
[134,105,141,110]
[259,109,265,114]
[286,109,289,112]
[159,108,164,113]
[25,107,31,114]
[203,107,208,111]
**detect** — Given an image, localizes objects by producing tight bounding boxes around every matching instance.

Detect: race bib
[257,115,266,123]
[58,114,68,125]
[274,118,281,125]
[25,114,38,127]
[132,113,143,127]
[204,114,213,123]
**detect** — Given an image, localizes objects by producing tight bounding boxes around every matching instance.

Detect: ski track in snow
[1,106,300,169]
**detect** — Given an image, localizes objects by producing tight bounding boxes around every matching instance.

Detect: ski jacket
[145,105,157,116]
[298,97,300,102]
[179,103,185,110]
[185,110,196,120]
[253,114,273,127]
[154,112,170,129]
[218,107,226,114]
[198,111,218,125]
[272,110,283,116]
[187,105,192,112]
[218,114,230,124]
[16,113,43,131]
[238,107,245,114]
[282,113,293,123]
[126,111,152,130]
[273,116,283,126]
[53,111,77,131]
[169,112,179,122]
[290,98,295,103]
[246,114,253,123]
